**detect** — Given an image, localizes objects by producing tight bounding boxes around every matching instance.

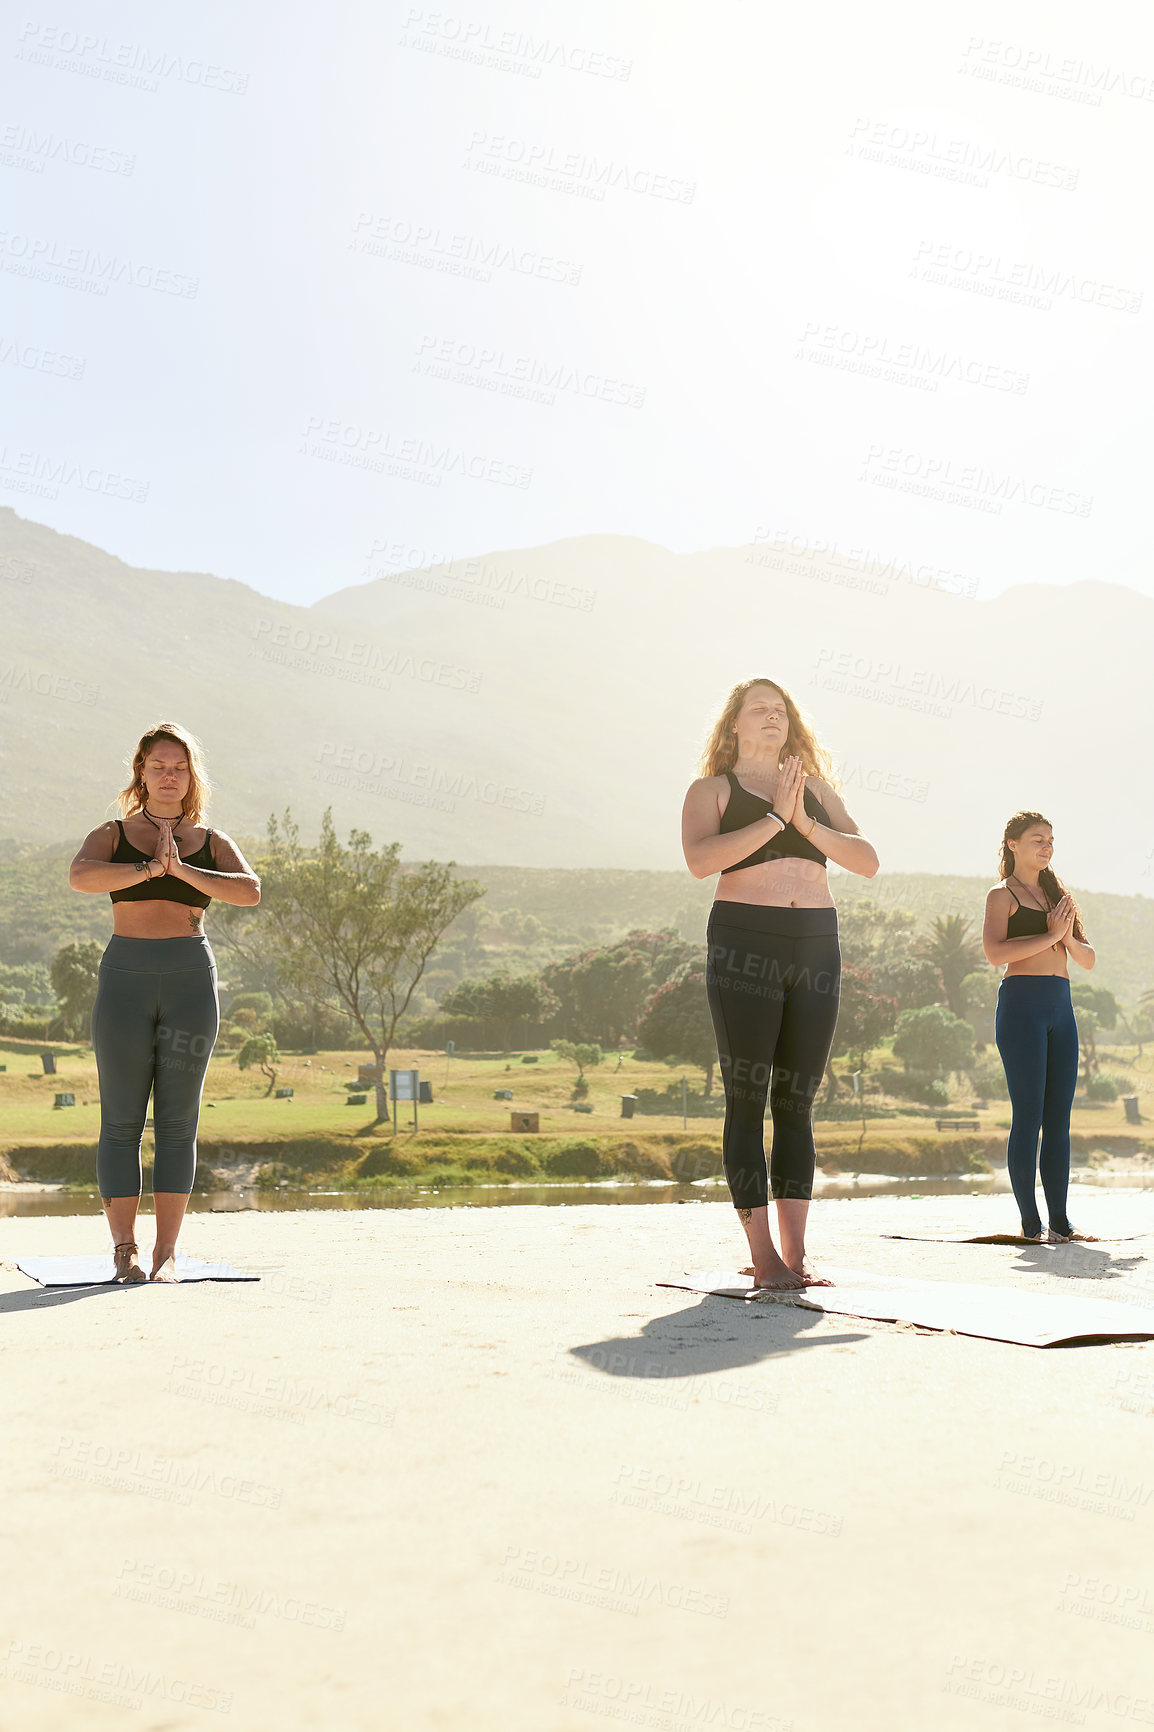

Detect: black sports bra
[718,770,831,873]
[1004,886,1051,939]
[109,820,215,907]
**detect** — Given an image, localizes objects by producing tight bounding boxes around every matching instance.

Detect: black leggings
[91,935,219,1197]
[705,903,841,1208]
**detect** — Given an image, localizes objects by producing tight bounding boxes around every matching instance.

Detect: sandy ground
[3,1185,1154,1732]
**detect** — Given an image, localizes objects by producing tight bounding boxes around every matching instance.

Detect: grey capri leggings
[91,935,220,1197]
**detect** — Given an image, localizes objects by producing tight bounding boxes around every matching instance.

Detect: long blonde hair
[118,722,211,825]
[998,809,1085,943]
[697,677,843,793]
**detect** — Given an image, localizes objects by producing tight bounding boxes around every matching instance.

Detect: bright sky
[2,0,1152,605]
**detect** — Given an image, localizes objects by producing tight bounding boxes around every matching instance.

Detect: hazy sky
[2,0,1152,606]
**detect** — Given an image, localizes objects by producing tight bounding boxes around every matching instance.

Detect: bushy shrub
[542,1140,602,1178]
[495,1148,539,1176]
[967,1062,1009,1101]
[358,1146,421,1178]
[270,1003,355,1051]
[1085,1072,1120,1102]
[877,1069,950,1106]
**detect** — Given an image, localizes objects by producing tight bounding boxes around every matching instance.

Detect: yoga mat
[882,1232,1152,1246]
[15,1254,258,1287]
[657,1267,1154,1347]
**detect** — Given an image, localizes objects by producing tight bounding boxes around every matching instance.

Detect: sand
[3,1183,1154,1732]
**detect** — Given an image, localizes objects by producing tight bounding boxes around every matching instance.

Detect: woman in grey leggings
[69,723,261,1282]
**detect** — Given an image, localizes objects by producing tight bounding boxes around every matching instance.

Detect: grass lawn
[2,1038,1152,1188]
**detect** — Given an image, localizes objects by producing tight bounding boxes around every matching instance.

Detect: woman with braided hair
[982,811,1097,1244]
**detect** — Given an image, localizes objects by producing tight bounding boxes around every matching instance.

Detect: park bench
[935,1116,981,1132]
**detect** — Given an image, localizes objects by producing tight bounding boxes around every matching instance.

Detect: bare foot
[113,1241,147,1284]
[750,1251,806,1292]
[150,1246,181,1283]
[744,1258,832,1287]
[787,1257,833,1288]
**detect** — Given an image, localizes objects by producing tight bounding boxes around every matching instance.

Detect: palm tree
[916,915,986,1020]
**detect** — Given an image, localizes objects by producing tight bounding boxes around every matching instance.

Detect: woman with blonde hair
[69,724,260,1282]
[982,811,1097,1243]
[682,679,879,1289]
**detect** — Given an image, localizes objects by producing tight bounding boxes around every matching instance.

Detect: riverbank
[4,1127,1150,1197]
[3,1186,1154,1731]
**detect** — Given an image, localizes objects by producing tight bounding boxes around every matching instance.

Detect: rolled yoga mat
[657,1267,1154,1347]
[15,1254,258,1287]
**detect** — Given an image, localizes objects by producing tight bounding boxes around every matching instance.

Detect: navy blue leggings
[994,975,1079,1238]
[92,936,219,1197]
[705,903,841,1208]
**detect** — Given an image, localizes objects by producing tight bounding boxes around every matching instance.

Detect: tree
[439,971,560,1050]
[636,966,718,1093]
[550,1039,603,1097]
[829,964,898,1080]
[1072,984,1118,1085]
[893,1004,975,1078]
[836,899,941,1012]
[256,809,485,1123]
[915,915,986,1019]
[542,929,697,1045]
[960,969,1000,1050]
[226,991,275,1027]
[237,1032,280,1095]
[49,940,103,1037]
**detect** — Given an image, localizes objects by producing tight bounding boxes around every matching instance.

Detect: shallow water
[4,1167,1153,1217]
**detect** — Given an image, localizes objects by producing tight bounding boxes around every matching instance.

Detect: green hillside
[4,851,1153,1012]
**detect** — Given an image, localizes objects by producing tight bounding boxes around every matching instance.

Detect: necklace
[1009,875,1050,912]
[141,805,183,830]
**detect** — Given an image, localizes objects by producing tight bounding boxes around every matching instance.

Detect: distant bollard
[1123,1095,1141,1125]
[41,1052,56,1075]
[620,1094,638,1119]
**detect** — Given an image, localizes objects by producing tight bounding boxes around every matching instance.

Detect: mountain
[2,509,1151,902]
